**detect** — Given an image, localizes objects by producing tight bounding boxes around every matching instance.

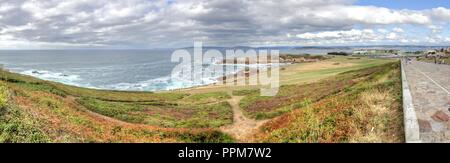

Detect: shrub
[177,130,234,143]
[0,106,50,143]
[232,89,258,96]
[0,82,8,108]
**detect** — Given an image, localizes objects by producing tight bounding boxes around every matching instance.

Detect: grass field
[180,56,393,93]
[0,56,403,143]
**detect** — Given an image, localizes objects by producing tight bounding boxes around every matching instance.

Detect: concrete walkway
[403,60,450,143]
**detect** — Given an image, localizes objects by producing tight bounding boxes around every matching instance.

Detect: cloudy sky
[0,0,449,49]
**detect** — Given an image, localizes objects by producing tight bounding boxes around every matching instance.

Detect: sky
[0,0,449,49]
[356,0,450,10]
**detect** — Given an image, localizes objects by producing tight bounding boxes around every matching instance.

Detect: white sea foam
[103,66,220,91]
[21,69,87,87]
[17,68,216,91]
[15,62,273,92]
[102,76,217,91]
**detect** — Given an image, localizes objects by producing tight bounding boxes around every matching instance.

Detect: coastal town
[324,47,450,65]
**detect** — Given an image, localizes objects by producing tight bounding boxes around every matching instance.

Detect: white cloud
[0,23,36,34]
[386,32,397,39]
[337,6,431,25]
[0,0,449,48]
[378,29,388,33]
[294,28,416,44]
[0,3,15,13]
[297,29,377,40]
[400,39,409,43]
[393,27,404,33]
[429,7,450,21]
[428,25,442,33]
[63,27,82,35]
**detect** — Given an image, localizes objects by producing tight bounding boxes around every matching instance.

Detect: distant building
[352,50,370,55]
[352,49,399,55]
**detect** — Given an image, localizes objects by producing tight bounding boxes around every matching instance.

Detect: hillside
[254,62,404,142]
[0,70,233,142]
[0,57,403,142]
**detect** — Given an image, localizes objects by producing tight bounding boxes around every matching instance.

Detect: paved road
[404,60,450,142]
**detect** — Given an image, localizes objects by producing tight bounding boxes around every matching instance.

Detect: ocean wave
[21,69,87,87]
[102,67,220,91]
[15,62,270,92]
[17,68,220,91]
[102,76,218,91]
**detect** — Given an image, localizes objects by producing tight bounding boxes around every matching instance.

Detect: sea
[0,46,443,91]
[0,49,270,91]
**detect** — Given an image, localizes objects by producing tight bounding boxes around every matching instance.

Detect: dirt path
[65,96,134,126]
[220,96,268,142]
[70,94,270,142]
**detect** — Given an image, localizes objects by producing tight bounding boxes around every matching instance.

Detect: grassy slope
[0,81,49,142]
[180,56,392,94]
[233,57,396,119]
[279,56,393,85]
[3,70,233,127]
[0,56,403,143]
[0,71,233,142]
[255,62,404,142]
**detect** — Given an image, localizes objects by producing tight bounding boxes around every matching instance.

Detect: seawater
[0,49,264,91]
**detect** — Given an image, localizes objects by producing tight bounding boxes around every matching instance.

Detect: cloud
[392,27,404,33]
[428,25,442,33]
[295,28,405,44]
[429,7,450,22]
[0,3,15,13]
[377,29,388,33]
[386,32,398,40]
[0,0,449,49]
[296,29,376,40]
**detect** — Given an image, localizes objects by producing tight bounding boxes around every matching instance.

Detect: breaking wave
[16,63,276,92]
[21,70,88,87]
